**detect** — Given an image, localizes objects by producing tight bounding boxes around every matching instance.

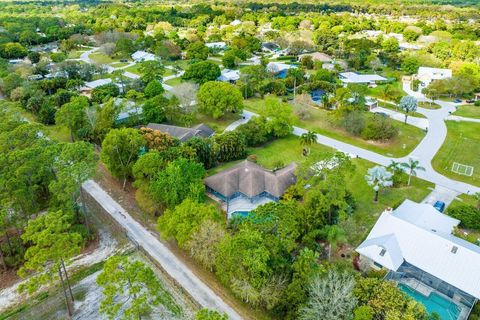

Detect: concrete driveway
[422,185,460,208]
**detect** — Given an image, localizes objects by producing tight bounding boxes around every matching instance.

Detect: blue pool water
[399,284,461,320]
[231,211,250,218]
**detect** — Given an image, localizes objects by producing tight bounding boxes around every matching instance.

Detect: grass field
[432,121,480,187]
[193,112,241,133]
[208,134,433,247]
[165,77,183,86]
[9,106,71,143]
[244,98,426,157]
[67,49,87,59]
[125,64,142,75]
[453,105,480,119]
[110,62,130,68]
[419,101,441,110]
[89,52,115,64]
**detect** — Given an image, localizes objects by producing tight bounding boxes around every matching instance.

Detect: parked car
[466,99,475,104]
[433,201,446,212]
[120,59,128,63]
[453,99,462,103]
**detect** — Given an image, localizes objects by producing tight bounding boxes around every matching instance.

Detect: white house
[205,42,227,50]
[266,62,296,74]
[339,72,387,85]
[217,69,241,83]
[416,67,452,88]
[131,50,156,62]
[357,199,480,318]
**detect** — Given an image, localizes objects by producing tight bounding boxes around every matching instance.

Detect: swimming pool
[399,283,461,320]
[231,211,250,218]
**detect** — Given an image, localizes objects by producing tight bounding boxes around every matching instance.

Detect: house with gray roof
[205,160,297,218]
[146,123,214,142]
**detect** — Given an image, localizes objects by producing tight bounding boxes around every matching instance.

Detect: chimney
[385,207,393,214]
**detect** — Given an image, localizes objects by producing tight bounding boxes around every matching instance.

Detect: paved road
[446,115,480,123]
[82,180,242,320]
[234,107,480,195]
[370,106,428,129]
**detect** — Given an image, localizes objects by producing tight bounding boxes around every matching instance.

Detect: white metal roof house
[416,67,452,88]
[131,50,156,62]
[266,62,296,78]
[339,72,387,84]
[84,78,113,89]
[205,42,227,50]
[357,199,480,319]
[217,69,241,83]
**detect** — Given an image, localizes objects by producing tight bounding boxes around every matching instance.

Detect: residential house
[131,50,156,62]
[101,98,142,124]
[261,42,281,53]
[205,42,227,50]
[205,160,297,218]
[267,62,296,78]
[357,199,480,319]
[415,67,452,88]
[145,123,214,142]
[298,52,332,63]
[80,78,115,97]
[339,72,387,86]
[217,69,241,83]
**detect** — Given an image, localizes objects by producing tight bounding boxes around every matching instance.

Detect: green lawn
[110,62,130,68]
[432,121,480,187]
[164,77,183,86]
[453,105,480,119]
[125,64,142,75]
[67,49,87,59]
[377,101,426,118]
[367,80,406,100]
[342,157,433,246]
[163,68,176,77]
[419,101,441,110]
[164,59,191,70]
[208,134,433,247]
[194,112,241,133]
[89,52,115,64]
[244,98,426,157]
[7,105,71,143]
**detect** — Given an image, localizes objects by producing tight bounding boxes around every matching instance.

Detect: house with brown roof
[205,160,297,218]
[146,123,215,142]
[298,52,333,63]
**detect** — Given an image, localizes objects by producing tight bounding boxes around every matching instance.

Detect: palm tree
[320,225,346,261]
[365,166,393,202]
[399,95,418,124]
[401,158,426,186]
[300,131,317,156]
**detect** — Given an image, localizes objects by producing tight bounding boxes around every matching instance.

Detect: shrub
[448,205,480,230]
[214,131,247,162]
[342,111,365,136]
[361,117,398,141]
[474,100,480,107]
[236,116,272,147]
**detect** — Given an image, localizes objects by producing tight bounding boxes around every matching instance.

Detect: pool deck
[206,193,274,218]
[226,196,273,217]
[397,278,470,320]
